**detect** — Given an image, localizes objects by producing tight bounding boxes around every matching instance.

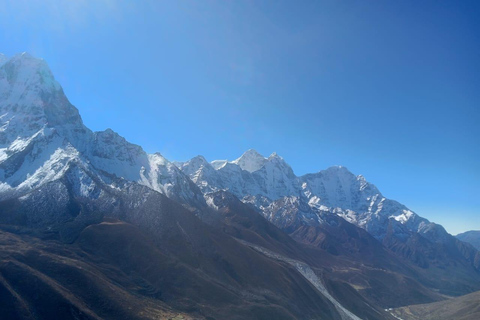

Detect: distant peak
[96,128,121,139]
[96,128,122,139]
[268,152,283,160]
[233,149,267,172]
[191,155,208,163]
[243,149,264,158]
[0,52,84,137]
[211,159,227,170]
[17,52,34,59]
[10,52,46,65]
[327,165,349,171]
[321,165,354,176]
[1,52,59,92]
[179,155,213,176]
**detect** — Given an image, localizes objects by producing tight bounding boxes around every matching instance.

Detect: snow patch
[391,209,415,224]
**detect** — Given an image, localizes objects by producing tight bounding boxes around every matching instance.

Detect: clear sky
[1,0,479,234]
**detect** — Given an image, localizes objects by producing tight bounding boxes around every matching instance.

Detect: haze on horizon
[0,0,478,234]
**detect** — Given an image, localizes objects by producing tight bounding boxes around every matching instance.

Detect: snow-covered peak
[178,155,213,177]
[180,150,429,239]
[232,149,267,172]
[268,152,281,159]
[322,165,353,176]
[261,152,296,179]
[92,128,144,163]
[300,165,382,210]
[317,166,380,195]
[0,52,85,146]
[190,155,209,165]
[2,52,60,92]
[211,159,227,170]
[265,152,291,167]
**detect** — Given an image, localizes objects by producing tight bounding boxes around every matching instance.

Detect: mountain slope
[0,225,193,320]
[202,191,449,314]
[0,167,349,320]
[457,230,480,250]
[179,150,480,294]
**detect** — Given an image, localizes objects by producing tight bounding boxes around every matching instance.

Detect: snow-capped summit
[177,150,439,242]
[176,149,300,201]
[1,52,62,98]
[210,159,227,169]
[177,155,215,183]
[0,53,90,196]
[232,149,267,172]
[301,165,381,210]
[268,152,281,159]
[0,52,85,145]
[0,53,205,208]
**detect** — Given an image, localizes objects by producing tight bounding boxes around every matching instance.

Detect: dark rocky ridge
[0,175,344,319]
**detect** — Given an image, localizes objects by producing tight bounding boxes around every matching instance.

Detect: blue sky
[1,0,479,234]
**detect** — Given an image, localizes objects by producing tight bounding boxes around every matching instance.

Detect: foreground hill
[0,189,345,320]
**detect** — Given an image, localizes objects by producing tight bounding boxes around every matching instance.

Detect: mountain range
[177,148,480,290]
[0,52,479,319]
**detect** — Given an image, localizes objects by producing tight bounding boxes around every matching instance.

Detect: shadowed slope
[0,228,191,320]
[203,191,449,319]
[0,172,346,320]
